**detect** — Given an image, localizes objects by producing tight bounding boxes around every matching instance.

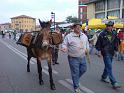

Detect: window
[83,14,87,19]
[107,10,120,18]
[80,8,83,13]
[79,1,83,5]
[122,9,124,18]
[95,1,105,11]
[83,7,87,13]
[107,0,120,9]
[80,14,83,19]
[95,13,105,18]
[123,0,124,7]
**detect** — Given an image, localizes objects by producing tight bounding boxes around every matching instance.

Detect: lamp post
[51,12,55,31]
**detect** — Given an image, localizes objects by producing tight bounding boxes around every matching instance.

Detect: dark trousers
[52,45,59,63]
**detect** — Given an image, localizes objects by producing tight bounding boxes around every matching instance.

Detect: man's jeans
[89,45,98,55]
[102,55,117,85]
[68,56,87,89]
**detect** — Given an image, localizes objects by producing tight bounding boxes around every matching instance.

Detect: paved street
[0,36,124,93]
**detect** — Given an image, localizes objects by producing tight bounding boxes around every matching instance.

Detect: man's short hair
[73,23,81,28]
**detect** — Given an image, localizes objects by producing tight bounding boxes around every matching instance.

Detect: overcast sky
[0,0,78,24]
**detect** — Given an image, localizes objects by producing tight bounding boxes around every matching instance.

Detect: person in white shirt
[89,31,98,55]
[61,23,89,93]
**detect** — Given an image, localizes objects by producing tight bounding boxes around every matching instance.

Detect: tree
[66,16,81,23]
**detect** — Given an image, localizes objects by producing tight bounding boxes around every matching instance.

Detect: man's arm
[95,35,102,57]
[61,35,68,52]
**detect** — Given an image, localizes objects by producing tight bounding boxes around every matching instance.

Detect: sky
[0,0,78,24]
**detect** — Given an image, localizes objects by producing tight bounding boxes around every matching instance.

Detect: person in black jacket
[52,26,60,65]
[95,21,121,89]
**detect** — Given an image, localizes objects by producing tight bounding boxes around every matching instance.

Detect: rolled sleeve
[61,35,68,49]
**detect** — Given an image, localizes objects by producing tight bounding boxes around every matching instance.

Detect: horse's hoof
[39,80,44,85]
[51,85,56,90]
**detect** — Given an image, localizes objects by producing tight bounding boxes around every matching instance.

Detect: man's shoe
[74,88,80,93]
[113,83,121,89]
[52,63,55,65]
[101,78,109,83]
[55,62,59,64]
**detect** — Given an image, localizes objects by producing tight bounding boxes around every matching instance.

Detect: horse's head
[39,20,52,47]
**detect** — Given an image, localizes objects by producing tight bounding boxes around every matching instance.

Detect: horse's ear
[39,19,44,28]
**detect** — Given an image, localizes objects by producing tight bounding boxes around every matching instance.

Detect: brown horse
[26,20,56,90]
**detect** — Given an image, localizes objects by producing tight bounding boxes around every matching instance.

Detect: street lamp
[51,12,55,31]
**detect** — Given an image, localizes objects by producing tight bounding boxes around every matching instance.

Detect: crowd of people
[55,21,123,93]
[1,30,17,40]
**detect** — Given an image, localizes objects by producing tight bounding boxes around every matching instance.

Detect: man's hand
[85,49,89,55]
[97,51,102,57]
[60,48,68,53]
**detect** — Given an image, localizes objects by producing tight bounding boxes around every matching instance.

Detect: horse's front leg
[27,56,31,72]
[37,58,44,85]
[47,59,56,90]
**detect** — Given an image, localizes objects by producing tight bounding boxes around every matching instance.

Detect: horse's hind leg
[37,58,44,85]
[47,60,56,90]
[27,56,31,72]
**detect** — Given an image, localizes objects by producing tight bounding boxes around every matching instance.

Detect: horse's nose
[42,41,49,47]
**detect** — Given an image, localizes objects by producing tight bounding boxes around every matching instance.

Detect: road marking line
[66,79,95,93]
[44,66,58,75]
[7,44,35,64]
[0,39,35,64]
[58,80,74,92]
[0,40,55,76]
[59,80,85,93]
[42,69,49,75]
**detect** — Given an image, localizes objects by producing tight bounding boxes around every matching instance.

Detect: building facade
[78,0,89,23]
[0,23,11,32]
[11,15,36,32]
[86,0,124,19]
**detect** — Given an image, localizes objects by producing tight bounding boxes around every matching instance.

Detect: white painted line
[7,44,35,64]
[66,79,95,93]
[79,84,95,93]
[30,58,36,63]
[58,80,74,92]
[44,66,58,75]
[42,69,49,75]
[0,40,58,77]
[8,45,28,60]
[0,40,35,64]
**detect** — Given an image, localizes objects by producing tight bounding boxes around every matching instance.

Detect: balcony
[89,0,101,2]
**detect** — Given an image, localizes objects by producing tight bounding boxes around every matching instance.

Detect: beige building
[85,0,124,20]
[11,15,36,32]
[35,25,41,31]
[0,23,11,32]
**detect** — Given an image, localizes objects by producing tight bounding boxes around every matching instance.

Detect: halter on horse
[26,20,56,90]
